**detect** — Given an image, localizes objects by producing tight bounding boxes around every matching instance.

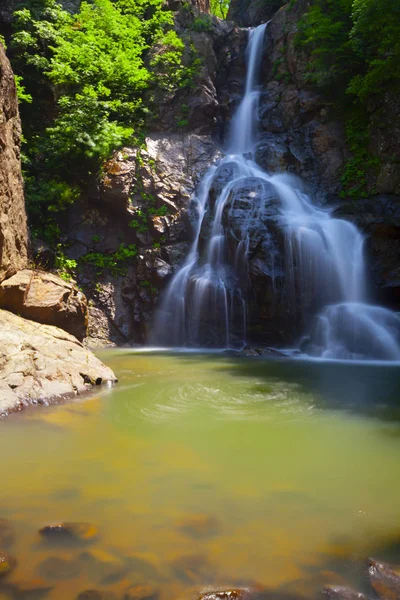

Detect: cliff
[0,43,116,416]
[0,43,28,282]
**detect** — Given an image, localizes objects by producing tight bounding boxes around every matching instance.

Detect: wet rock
[77,591,117,600]
[323,585,368,600]
[123,584,159,600]
[37,556,81,580]
[199,591,251,600]
[368,558,400,600]
[176,514,220,539]
[336,196,400,306]
[0,551,16,579]
[170,554,216,584]
[0,270,88,341]
[11,578,53,599]
[0,520,14,548]
[39,522,98,543]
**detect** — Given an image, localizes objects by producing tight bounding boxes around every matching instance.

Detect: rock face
[336,196,400,307]
[0,43,28,283]
[227,0,285,27]
[0,269,88,340]
[0,309,116,416]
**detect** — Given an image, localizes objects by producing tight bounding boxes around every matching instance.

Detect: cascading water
[151,24,400,361]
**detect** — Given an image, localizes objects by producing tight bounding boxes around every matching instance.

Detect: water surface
[1,352,400,599]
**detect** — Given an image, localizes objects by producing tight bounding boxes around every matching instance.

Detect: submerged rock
[10,578,53,599]
[37,556,81,580]
[77,591,117,600]
[0,551,16,579]
[0,519,14,548]
[170,553,216,584]
[79,549,126,583]
[323,585,368,600]
[39,522,98,542]
[124,583,160,600]
[368,558,400,600]
[176,514,220,539]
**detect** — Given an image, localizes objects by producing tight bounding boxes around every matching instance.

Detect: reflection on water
[1,352,400,599]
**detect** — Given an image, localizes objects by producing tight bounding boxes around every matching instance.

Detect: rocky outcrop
[0,43,28,282]
[0,39,116,413]
[227,0,285,27]
[0,309,116,416]
[248,3,349,202]
[64,133,221,346]
[0,269,88,340]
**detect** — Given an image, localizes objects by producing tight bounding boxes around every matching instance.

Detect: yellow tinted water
[1,352,400,599]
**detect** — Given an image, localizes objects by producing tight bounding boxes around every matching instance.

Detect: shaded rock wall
[0,43,28,283]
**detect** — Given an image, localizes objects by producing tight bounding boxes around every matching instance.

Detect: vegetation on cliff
[297,0,400,197]
[9,0,190,244]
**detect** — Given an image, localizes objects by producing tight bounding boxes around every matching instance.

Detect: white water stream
[152,24,400,361]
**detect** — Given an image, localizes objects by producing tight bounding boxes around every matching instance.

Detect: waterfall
[151,24,400,361]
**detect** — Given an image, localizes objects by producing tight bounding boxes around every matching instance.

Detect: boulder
[39,522,98,542]
[124,584,159,600]
[0,309,116,415]
[0,550,16,579]
[0,43,28,282]
[0,519,14,548]
[323,585,368,600]
[0,269,88,340]
[368,558,400,600]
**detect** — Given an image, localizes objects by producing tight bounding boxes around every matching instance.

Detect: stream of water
[152,25,400,361]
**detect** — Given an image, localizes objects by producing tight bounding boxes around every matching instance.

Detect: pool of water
[1,351,400,599]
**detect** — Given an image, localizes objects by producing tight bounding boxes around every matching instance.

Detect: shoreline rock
[0,309,117,417]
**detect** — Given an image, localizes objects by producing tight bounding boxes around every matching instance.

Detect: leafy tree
[210,0,229,19]
[10,0,187,242]
[297,0,400,197]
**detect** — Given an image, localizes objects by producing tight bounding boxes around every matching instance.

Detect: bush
[10,0,187,239]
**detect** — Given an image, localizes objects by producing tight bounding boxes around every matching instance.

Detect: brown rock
[0,43,28,283]
[77,591,117,600]
[10,578,53,598]
[124,584,159,600]
[170,553,215,584]
[0,550,16,579]
[323,585,368,600]
[199,591,250,600]
[0,309,116,415]
[79,549,126,583]
[0,270,88,340]
[0,519,14,548]
[176,514,220,538]
[39,522,98,542]
[38,556,81,580]
[368,558,400,600]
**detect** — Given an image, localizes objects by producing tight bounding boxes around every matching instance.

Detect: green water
[1,352,400,599]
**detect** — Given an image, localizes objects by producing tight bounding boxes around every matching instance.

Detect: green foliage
[297,0,400,198]
[54,248,77,281]
[10,0,187,240]
[191,14,213,32]
[210,0,229,19]
[339,117,380,198]
[81,243,138,276]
